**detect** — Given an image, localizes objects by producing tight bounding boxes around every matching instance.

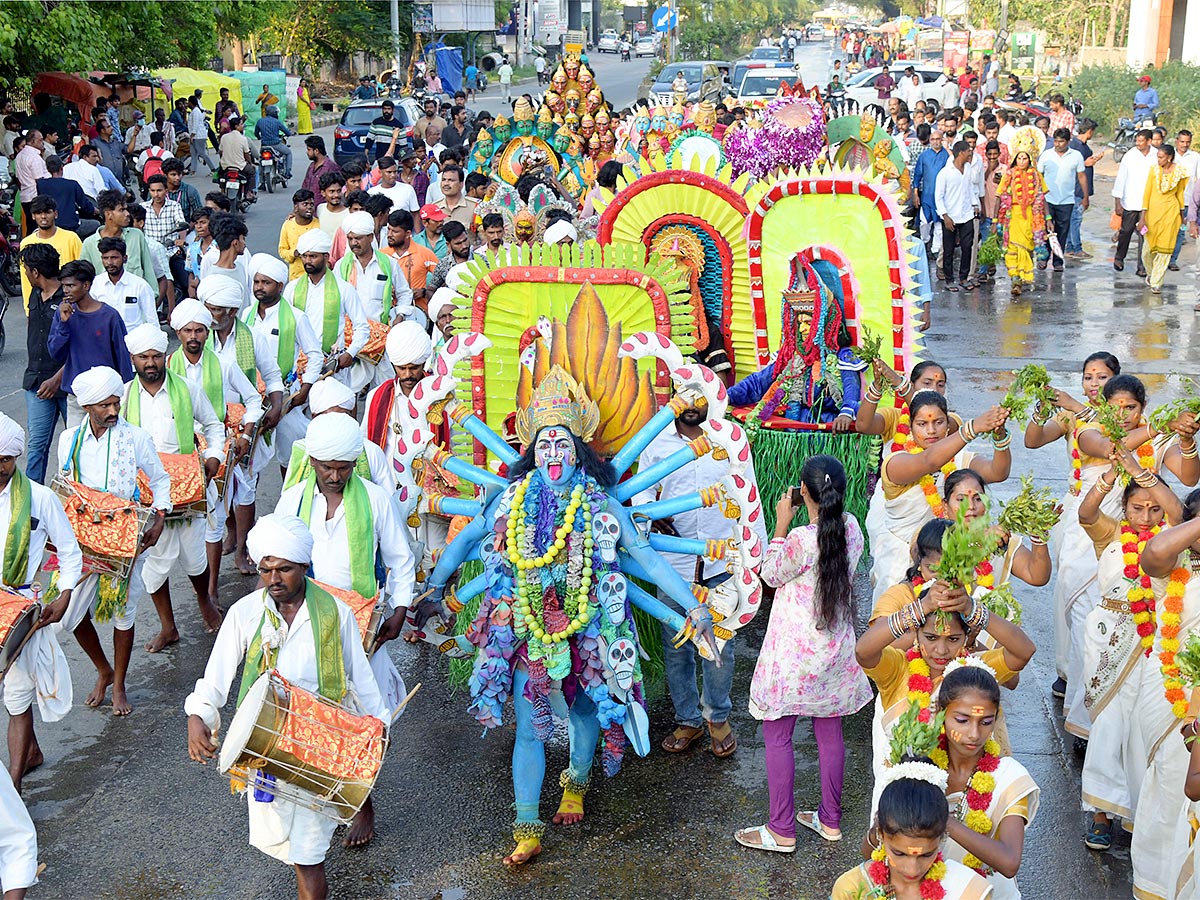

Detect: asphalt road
[0,37,1186,900]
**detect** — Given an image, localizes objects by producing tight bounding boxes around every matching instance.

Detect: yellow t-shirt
[864,645,1017,712]
[881,447,976,501]
[278,217,321,281]
[20,228,82,311]
[870,581,916,624]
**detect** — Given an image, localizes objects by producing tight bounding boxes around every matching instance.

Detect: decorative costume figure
[468,128,495,175]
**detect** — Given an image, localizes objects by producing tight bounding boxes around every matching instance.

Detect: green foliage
[855,325,885,369]
[678,0,816,59]
[979,582,1023,625]
[262,0,399,74]
[1178,630,1200,688]
[887,701,945,764]
[1148,376,1200,435]
[1001,364,1056,426]
[977,232,1003,267]
[998,474,1060,541]
[1074,61,1200,138]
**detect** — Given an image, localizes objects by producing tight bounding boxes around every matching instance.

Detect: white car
[598,30,620,53]
[635,36,656,57]
[842,65,943,110]
[736,70,796,109]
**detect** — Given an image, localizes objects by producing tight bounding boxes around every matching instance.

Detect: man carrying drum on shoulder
[185,513,387,900]
[56,366,170,716]
[0,413,83,792]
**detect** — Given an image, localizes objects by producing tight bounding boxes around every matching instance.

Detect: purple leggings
[762,714,846,838]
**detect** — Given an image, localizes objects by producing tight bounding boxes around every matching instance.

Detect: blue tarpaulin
[431,42,464,94]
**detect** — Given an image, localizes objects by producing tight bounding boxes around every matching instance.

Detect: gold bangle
[1096,478,1115,495]
[1182,441,1198,460]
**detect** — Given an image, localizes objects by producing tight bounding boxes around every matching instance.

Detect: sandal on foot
[1084,821,1112,851]
[945,282,960,292]
[707,720,738,758]
[661,724,705,753]
[796,810,843,842]
[734,824,795,854]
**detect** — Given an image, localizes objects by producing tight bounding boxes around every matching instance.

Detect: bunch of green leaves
[998,474,1061,541]
[1177,631,1200,688]
[977,231,1004,267]
[979,582,1023,625]
[1148,376,1200,435]
[932,500,1002,629]
[1094,396,1132,481]
[887,701,947,765]
[1000,365,1057,426]
[855,325,885,369]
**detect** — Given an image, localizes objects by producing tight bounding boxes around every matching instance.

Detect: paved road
[0,38,1187,900]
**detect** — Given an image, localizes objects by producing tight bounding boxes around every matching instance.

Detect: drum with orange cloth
[137,452,207,519]
[345,317,389,364]
[49,475,153,580]
[0,591,39,680]
[313,580,384,656]
[218,671,388,823]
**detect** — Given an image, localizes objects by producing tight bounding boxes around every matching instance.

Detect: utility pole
[390,0,402,72]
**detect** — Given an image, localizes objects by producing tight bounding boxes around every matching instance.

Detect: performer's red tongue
[549,463,562,481]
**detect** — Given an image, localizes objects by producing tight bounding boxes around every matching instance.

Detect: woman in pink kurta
[734,456,872,854]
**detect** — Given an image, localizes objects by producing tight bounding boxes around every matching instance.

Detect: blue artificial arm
[610,402,686,480]
[615,443,709,502]
[450,408,521,465]
[435,452,509,492]
[836,348,866,419]
[726,361,776,408]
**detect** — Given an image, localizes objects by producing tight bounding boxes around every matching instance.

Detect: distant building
[1127,0,1200,66]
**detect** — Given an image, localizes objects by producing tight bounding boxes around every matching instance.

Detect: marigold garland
[1136,439,1156,473]
[1070,428,1083,496]
[891,403,911,454]
[906,646,936,709]
[1123,521,1163,658]
[869,845,948,900]
[908,440,956,517]
[1160,561,1190,719]
[930,732,1003,876]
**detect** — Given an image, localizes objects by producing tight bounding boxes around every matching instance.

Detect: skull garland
[606,636,637,696]
[597,572,628,626]
[592,511,620,563]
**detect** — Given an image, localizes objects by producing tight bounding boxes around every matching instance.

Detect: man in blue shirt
[253,104,293,180]
[1067,118,1100,258]
[352,76,377,102]
[1037,128,1087,271]
[464,63,479,100]
[912,128,949,263]
[1134,75,1160,122]
[93,117,128,184]
[35,156,96,233]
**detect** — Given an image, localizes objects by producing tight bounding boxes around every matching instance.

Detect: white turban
[305,413,364,462]
[246,513,314,566]
[72,366,126,406]
[249,253,289,285]
[308,379,357,415]
[544,220,577,245]
[385,320,432,366]
[342,211,376,237]
[0,414,26,457]
[196,274,244,308]
[427,287,457,325]
[125,323,169,355]
[169,298,213,331]
[296,229,333,255]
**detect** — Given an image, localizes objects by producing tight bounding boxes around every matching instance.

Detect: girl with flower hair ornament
[1123,490,1200,899]
[867,390,1012,605]
[1062,373,1199,742]
[1075,441,1184,854]
[856,517,1036,814]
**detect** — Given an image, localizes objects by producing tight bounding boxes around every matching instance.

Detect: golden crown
[515,365,600,446]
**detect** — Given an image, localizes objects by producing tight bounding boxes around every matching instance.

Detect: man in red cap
[414,203,448,260]
[1134,75,1160,124]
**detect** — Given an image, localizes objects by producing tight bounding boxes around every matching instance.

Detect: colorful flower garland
[891,403,911,454]
[907,646,935,710]
[868,846,948,900]
[1160,560,1190,719]
[1136,439,1156,473]
[1070,427,1083,496]
[930,732,1002,876]
[908,440,956,517]
[1122,521,1162,658]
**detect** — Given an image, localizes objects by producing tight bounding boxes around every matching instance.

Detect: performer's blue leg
[511,666,545,825]
[567,688,601,782]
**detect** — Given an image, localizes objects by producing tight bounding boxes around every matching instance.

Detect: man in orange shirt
[383,209,439,313]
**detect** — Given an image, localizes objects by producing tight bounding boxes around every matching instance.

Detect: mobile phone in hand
[790,486,804,505]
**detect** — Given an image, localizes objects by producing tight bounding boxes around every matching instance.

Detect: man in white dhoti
[185,513,387,900]
[121,323,226,651]
[167,298,264,601]
[0,771,38,898]
[242,254,323,473]
[281,230,369,390]
[0,414,83,791]
[57,366,170,715]
[199,273,285,575]
[275,415,413,848]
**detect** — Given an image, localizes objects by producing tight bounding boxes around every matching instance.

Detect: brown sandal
[661,725,705,753]
[707,720,737,758]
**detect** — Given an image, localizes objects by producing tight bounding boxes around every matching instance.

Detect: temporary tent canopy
[151,67,243,117]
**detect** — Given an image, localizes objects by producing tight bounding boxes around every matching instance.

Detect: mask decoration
[784,289,816,341]
[551,68,568,95]
[513,97,535,136]
[564,88,582,114]
[592,512,620,563]
[533,426,578,487]
[473,129,494,160]
[858,111,876,143]
[585,89,603,116]
[544,90,564,115]
[493,115,512,144]
[580,114,596,139]
[597,572,627,625]
[564,111,580,132]
[669,101,686,129]
[578,66,595,95]
[553,124,572,154]
[513,209,537,242]
[693,101,716,133]
[630,107,651,143]
[599,130,615,154]
[588,133,601,159]
[537,105,554,139]
[595,109,611,131]
[564,55,581,81]
[606,637,637,694]
[650,106,668,134]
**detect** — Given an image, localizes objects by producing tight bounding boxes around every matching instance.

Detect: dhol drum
[213,404,253,507]
[138,451,207,519]
[314,580,383,655]
[344,317,389,364]
[0,591,39,680]
[219,671,387,823]
[49,475,153,580]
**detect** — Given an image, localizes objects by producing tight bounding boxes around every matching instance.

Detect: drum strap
[292,273,341,354]
[123,373,196,454]
[297,473,377,598]
[2,470,31,589]
[168,347,226,422]
[237,582,346,705]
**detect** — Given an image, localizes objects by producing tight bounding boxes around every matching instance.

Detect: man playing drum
[242,254,323,475]
[56,366,170,715]
[199,274,285,577]
[121,324,225,652]
[167,297,264,603]
[0,414,83,791]
[275,415,414,848]
[185,513,387,900]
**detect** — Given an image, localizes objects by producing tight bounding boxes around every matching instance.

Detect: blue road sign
[652,6,677,31]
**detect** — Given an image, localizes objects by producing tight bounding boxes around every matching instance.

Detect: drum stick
[390,682,421,720]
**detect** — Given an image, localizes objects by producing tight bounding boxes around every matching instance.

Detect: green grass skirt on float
[447,561,665,700]
[746,427,880,540]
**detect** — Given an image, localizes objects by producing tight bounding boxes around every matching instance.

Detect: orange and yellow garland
[909,440,957,517]
[1160,561,1190,719]
[930,733,1003,876]
[1123,521,1162,658]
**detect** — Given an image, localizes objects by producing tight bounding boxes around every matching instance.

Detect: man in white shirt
[186,97,215,174]
[632,399,767,758]
[185,513,387,897]
[124,112,152,155]
[935,140,980,289]
[58,366,171,716]
[199,212,252,305]
[90,234,159,330]
[243,254,323,467]
[217,116,256,196]
[282,229,369,387]
[1169,129,1199,270]
[368,156,420,213]
[0,772,38,899]
[498,57,514,103]
[1113,128,1156,276]
[121,323,226,654]
[63,146,107,200]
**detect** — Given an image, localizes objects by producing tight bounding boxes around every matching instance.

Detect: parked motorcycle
[256,146,288,194]
[217,167,255,213]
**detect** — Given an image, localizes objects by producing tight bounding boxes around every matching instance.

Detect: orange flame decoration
[516,282,657,457]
